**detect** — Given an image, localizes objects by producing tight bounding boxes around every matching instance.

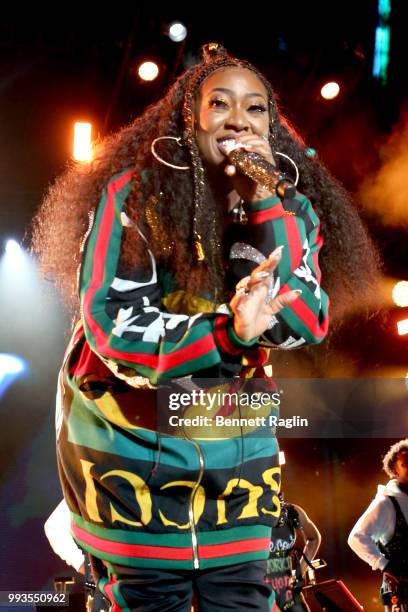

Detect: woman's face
[195,67,270,168]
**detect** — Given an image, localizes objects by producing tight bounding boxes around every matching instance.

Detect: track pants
[97,560,274,611]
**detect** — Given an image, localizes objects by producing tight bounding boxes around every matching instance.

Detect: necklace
[229,199,247,224]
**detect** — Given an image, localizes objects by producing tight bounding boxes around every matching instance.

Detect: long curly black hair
[31,43,380,320]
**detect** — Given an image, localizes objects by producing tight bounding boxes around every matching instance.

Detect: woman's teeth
[217,139,239,153]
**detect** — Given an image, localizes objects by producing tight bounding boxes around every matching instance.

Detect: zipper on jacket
[188,439,205,569]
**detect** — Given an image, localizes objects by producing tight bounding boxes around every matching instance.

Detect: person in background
[44,500,85,575]
[266,496,321,611]
[348,439,408,611]
[45,500,109,611]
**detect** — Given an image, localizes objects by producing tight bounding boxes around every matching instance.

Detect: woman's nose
[225,107,249,132]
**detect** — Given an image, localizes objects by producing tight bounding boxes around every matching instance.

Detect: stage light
[373,0,391,84]
[73,122,92,162]
[2,237,40,295]
[0,353,28,399]
[397,318,408,336]
[320,82,340,100]
[392,281,408,307]
[0,354,25,375]
[379,0,391,19]
[3,239,25,272]
[5,239,22,256]
[138,61,159,82]
[168,21,187,42]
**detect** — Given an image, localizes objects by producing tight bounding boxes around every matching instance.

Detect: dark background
[0,4,407,610]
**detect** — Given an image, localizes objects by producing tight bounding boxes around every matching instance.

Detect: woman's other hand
[230,246,302,343]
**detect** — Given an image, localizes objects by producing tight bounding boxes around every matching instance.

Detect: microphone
[221,140,297,200]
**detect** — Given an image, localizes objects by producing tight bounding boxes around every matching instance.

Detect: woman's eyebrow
[209,87,266,100]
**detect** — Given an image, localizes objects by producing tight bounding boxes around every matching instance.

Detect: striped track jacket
[56,169,329,570]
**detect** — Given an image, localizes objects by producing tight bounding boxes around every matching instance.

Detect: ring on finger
[236,287,250,296]
[235,276,251,292]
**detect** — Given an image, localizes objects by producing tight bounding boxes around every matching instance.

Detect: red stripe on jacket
[284,215,303,272]
[73,524,193,560]
[198,537,270,558]
[281,282,328,339]
[245,204,285,224]
[73,524,269,560]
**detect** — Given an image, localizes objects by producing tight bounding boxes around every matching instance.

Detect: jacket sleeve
[79,171,257,386]
[347,497,395,571]
[228,193,329,349]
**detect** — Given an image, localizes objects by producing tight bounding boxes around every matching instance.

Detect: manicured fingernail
[294,289,302,296]
[269,245,284,258]
[255,271,270,279]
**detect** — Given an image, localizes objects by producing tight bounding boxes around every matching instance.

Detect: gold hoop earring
[151,137,190,170]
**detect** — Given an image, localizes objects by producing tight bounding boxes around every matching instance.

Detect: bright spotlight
[4,239,25,271]
[168,21,187,42]
[320,81,340,100]
[0,353,25,375]
[392,281,408,307]
[397,318,408,336]
[73,122,93,162]
[0,353,28,399]
[2,236,34,276]
[5,239,22,256]
[138,61,159,82]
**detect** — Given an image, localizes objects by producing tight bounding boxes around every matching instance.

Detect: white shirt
[44,500,85,572]
[348,479,408,571]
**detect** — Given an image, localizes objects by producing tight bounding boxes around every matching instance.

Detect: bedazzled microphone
[220,140,297,200]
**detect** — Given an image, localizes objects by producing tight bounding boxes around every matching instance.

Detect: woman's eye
[248,104,267,113]
[209,98,228,108]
